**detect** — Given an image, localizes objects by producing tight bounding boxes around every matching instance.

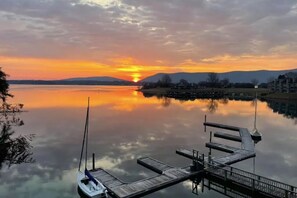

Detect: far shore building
[269,72,297,93]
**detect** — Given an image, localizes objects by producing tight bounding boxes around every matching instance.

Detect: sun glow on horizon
[131,73,141,82]
[2,54,297,81]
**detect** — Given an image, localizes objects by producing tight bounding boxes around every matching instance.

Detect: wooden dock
[88,121,296,198]
[204,122,254,151]
[190,121,297,197]
[91,157,203,198]
[177,122,255,165]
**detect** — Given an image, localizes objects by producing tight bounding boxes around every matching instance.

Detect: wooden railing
[206,162,297,198]
[190,149,297,197]
[207,180,251,198]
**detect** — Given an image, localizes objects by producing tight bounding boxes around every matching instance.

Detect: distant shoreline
[263,93,297,100]
[138,87,297,100]
[8,80,140,86]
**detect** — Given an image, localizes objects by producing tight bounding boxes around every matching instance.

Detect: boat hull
[77,171,107,198]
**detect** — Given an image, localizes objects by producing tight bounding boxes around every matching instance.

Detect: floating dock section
[176,122,255,165]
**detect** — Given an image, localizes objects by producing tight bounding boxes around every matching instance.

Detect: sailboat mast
[78,97,90,171]
[85,98,90,171]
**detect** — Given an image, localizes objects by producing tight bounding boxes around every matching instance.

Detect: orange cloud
[1,56,128,80]
[178,54,297,73]
[1,54,297,81]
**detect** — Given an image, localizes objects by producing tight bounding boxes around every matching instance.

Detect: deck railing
[206,162,297,198]
[207,180,251,198]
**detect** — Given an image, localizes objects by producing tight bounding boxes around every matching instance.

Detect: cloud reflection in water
[2,85,296,198]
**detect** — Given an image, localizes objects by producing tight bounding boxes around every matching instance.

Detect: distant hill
[8,76,135,85]
[8,76,136,85]
[141,69,297,83]
[8,80,135,86]
[62,76,128,82]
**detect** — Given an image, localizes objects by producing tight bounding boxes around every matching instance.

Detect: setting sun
[131,73,141,82]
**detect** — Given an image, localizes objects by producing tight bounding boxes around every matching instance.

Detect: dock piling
[202,154,205,167]
[92,153,95,170]
[204,115,207,132]
[209,131,212,142]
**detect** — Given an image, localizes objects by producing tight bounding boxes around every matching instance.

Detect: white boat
[77,170,107,198]
[77,98,108,198]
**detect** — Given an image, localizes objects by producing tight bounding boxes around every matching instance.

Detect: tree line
[142,73,267,89]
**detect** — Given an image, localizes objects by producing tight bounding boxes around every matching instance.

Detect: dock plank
[214,151,255,165]
[137,157,173,174]
[176,148,193,159]
[109,169,196,198]
[239,128,254,151]
[206,142,237,153]
[204,122,240,131]
[91,168,125,189]
[214,131,242,142]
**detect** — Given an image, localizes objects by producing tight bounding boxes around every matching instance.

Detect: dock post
[209,131,212,157]
[209,131,212,142]
[202,154,205,167]
[202,178,204,192]
[92,153,95,170]
[204,115,207,132]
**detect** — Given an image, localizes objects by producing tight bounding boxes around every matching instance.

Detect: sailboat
[77,98,108,198]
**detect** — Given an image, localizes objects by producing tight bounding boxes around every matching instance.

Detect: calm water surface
[1,85,297,198]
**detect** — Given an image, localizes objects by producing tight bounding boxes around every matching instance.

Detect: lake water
[1,85,297,198]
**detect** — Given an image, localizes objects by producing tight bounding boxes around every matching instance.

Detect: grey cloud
[0,0,297,65]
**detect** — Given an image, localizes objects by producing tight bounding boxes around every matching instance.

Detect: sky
[0,0,297,81]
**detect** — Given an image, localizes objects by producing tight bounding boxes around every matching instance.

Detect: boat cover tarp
[85,169,99,186]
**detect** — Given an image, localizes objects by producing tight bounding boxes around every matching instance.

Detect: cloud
[1,0,297,79]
